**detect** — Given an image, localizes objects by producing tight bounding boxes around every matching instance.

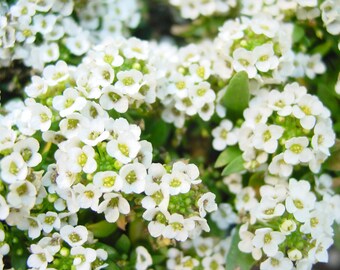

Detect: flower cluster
[166,236,230,270]
[142,162,217,241]
[215,16,325,83]
[150,41,222,128]
[0,0,141,70]
[169,0,236,20]
[0,36,216,268]
[320,0,340,36]
[213,82,336,176]
[237,177,340,270]
[26,37,156,113]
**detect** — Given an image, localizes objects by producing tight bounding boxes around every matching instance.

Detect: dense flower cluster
[213,82,336,176]
[240,0,340,33]
[0,0,141,70]
[215,16,325,83]
[169,0,236,19]
[1,0,339,269]
[237,176,340,270]
[166,236,231,269]
[0,36,216,268]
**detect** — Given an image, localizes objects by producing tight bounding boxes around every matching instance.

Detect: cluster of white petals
[0,0,141,70]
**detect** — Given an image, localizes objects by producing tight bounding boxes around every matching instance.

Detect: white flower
[252,228,285,257]
[285,178,316,222]
[252,124,284,153]
[119,163,146,194]
[142,183,169,211]
[59,113,88,139]
[202,254,224,270]
[106,133,141,164]
[65,32,91,56]
[135,140,153,168]
[79,121,109,147]
[311,121,335,156]
[160,171,190,195]
[235,187,258,212]
[0,196,9,220]
[68,145,97,174]
[115,69,143,95]
[93,171,123,193]
[232,48,257,78]
[172,161,200,183]
[99,85,129,113]
[211,203,238,230]
[27,244,53,270]
[267,89,294,116]
[279,219,297,235]
[92,63,115,87]
[73,183,102,211]
[250,16,279,38]
[143,207,170,238]
[0,152,28,184]
[37,212,61,234]
[25,76,48,98]
[254,43,279,72]
[7,180,37,209]
[26,100,52,132]
[308,236,333,263]
[268,153,293,177]
[283,137,312,165]
[260,251,293,270]
[13,137,42,167]
[304,54,326,79]
[292,94,323,129]
[238,223,262,260]
[43,61,69,86]
[223,173,243,194]
[52,88,87,117]
[197,192,217,217]
[163,214,195,241]
[97,193,130,223]
[0,230,9,255]
[212,119,238,151]
[255,198,285,220]
[300,209,333,239]
[60,225,88,247]
[71,246,97,269]
[135,246,152,270]
[123,37,148,60]
[189,82,216,109]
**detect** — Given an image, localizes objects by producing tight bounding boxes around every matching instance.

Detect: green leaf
[334,223,340,250]
[324,139,340,171]
[222,71,250,118]
[11,254,27,270]
[145,118,171,148]
[292,25,304,43]
[95,243,119,260]
[215,146,242,168]
[87,220,117,238]
[311,40,333,56]
[116,234,131,254]
[248,171,265,189]
[226,227,255,270]
[222,155,245,176]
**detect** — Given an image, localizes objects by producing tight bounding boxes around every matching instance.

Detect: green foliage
[226,227,255,270]
[215,146,242,168]
[222,155,245,176]
[116,234,131,254]
[222,71,250,119]
[87,220,117,238]
[325,139,340,171]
